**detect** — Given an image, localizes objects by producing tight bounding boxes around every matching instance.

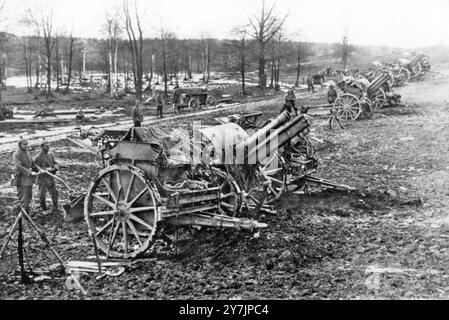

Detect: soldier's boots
[52,199,59,214]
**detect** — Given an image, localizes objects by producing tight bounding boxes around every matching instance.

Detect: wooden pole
[20,206,66,268]
[0,213,22,259]
[18,216,33,284]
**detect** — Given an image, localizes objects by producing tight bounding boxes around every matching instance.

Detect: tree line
[0,0,359,103]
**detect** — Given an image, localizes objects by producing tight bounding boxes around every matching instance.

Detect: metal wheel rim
[188,98,199,109]
[84,165,160,259]
[400,68,410,84]
[206,96,217,107]
[412,62,422,76]
[333,94,362,122]
[372,88,387,111]
[211,167,242,216]
[258,154,287,204]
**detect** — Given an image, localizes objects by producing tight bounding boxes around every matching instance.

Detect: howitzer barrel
[367,72,390,96]
[244,111,292,148]
[407,54,424,68]
[242,114,310,164]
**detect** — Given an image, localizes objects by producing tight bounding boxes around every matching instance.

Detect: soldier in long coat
[33,140,59,213]
[13,139,38,213]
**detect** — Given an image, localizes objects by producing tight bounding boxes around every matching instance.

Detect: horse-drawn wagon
[174,87,217,111]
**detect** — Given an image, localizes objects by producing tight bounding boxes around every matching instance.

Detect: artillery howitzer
[330,71,402,127]
[402,54,431,79]
[378,62,412,87]
[360,64,409,88]
[63,109,353,259]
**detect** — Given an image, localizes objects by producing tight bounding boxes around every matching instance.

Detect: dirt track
[0,66,448,299]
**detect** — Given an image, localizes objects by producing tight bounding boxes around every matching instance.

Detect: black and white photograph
[0,0,448,302]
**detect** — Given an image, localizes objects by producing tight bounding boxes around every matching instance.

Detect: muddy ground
[0,66,448,300]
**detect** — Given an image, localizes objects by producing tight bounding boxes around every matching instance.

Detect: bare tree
[342,27,350,71]
[30,9,57,97]
[123,0,144,101]
[249,0,287,88]
[201,35,210,83]
[294,42,313,87]
[230,26,250,95]
[160,27,169,98]
[21,37,33,91]
[54,34,61,91]
[0,0,7,102]
[65,31,75,92]
[105,10,121,98]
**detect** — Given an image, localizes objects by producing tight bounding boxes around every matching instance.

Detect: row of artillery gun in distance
[319,54,431,127]
[332,53,431,87]
[64,110,354,259]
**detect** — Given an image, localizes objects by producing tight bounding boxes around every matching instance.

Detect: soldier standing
[33,140,60,213]
[13,139,38,214]
[155,91,165,119]
[307,73,315,93]
[76,108,85,124]
[281,90,298,115]
[327,83,338,105]
[131,102,144,127]
[285,90,296,107]
[173,88,181,114]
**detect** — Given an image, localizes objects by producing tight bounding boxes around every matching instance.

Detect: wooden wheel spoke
[107,221,121,255]
[348,108,358,119]
[115,170,123,201]
[89,210,115,217]
[129,187,148,206]
[101,177,117,204]
[95,218,114,237]
[221,192,236,200]
[122,223,128,255]
[129,206,155,214]
[127,220,143,247]
[129,214,154,232]
[125,173,136,202]
[92,193,116,209]
[220,202,235,210]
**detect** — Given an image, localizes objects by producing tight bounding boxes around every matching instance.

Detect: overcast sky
[3,0,449,48]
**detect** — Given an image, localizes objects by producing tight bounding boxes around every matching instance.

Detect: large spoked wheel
[411,62,422,77]
[206,96,217,108]
[211,167,243,216]
[386,71,395,88]
[258,154,288,205]
[332,93,362,125]
[372,88,387,111]
[84,165,160,259]
[188,98,200,110]
[398,68,411,85]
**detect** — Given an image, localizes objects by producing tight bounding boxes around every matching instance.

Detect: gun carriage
[331,72,395,125]
[64,111,353,259]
